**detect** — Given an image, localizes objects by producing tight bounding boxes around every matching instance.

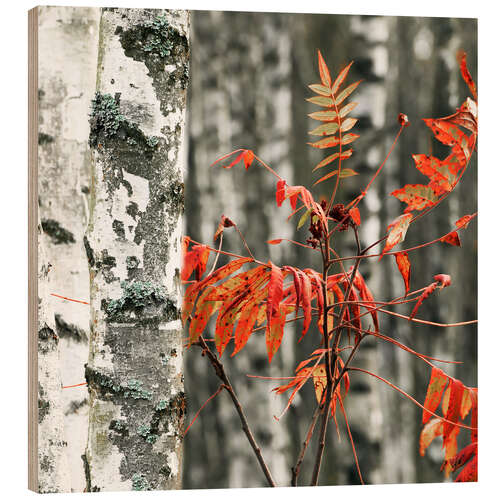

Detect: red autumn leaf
[182,257,253,324]
[391,184,439,212]
[441,231,461,247]
[283,265,302,319]
[422,367,449,425]
[317,50,332,88]
[215,293,248,356]
[455,454,477,482]
[232,289,265,357]
[394,251,411,296]
[267,239,283,245]
[266,305,287,363]
[458,51,477,101]
[349,207,361,226]
[412,154,454,196]
[276,179,286,207]
[381,213,413,257]
[266,261,283,326]
[470,390,478,443]
[297,269,312,341]
[443,378,465,450]
[189,294,218,346]
[447,442,477,474]
[242,149,255,169]
[182,244,210,281]
[455,214,473,229]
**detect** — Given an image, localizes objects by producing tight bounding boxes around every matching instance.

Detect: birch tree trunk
[37,6,100,491]
[37,215,71,493]
[84,8,189,491]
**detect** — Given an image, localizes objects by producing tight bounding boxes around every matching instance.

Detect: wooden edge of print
[28,6,38,493]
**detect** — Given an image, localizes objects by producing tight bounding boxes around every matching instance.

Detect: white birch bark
[37,7,100,491]
[37,215,71,493]
[84,8,189,491]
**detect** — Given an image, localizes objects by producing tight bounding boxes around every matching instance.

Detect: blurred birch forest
[183,11,477,488]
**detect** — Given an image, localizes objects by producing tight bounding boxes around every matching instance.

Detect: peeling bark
[37,215,71,493]
[84,8,189,491]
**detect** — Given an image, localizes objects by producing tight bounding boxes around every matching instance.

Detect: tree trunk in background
[37,6,99,491]
[184,10,294,488]
[374,16,477,484]
[84,8,189,491]
[37,216,71,493]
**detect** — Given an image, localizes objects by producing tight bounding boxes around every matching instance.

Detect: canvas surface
[29,6,477,492]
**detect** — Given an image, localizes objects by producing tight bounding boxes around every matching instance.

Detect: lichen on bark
[85,8,188,491]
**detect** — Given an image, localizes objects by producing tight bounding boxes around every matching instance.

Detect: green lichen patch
[84,366,153,401]
[118,14,189,116]
[88,92,125,147]
[41,218,76,245]
[137,423,158,444]
[132,473,151,491]
[88,92,160,156]
[105,280,177,323]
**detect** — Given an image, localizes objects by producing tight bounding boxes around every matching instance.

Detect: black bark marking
[41,219,76,245]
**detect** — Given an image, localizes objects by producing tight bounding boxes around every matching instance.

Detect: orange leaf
[276,179,286,207]
[443,378,465,450]
[455,214,473,230]
[349,207,361,226]
[441,231,461,247]
[458,51,477,101]
[391,184,439,211]
[422,367,449,425]
[298,270,312,341]
[267,239,282,245]
[455,454,477,482]
[266,261,283,329]
[266,305,287,363]
[394,251,411,296]
[242,149,254,169]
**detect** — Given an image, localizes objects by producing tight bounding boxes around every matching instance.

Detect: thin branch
[338,398,364,485]
[194,336,276,487]
[184,385,224,436]
[291,402,322,486]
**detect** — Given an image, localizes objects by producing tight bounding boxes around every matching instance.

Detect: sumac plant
[182,50,478,486]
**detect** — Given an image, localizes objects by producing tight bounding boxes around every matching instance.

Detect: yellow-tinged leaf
[306,96,334,107]
[317,50,332,88]
[297,208,312,229]
[314,168,358,185]
[331,61,354,96]
[309,122,339,136]
[308,110,338,121]
[340,133,359,145]
[420,418,443,456]
[340,117,358,132]
[335,80,361,106]
[309,84,331,96]
[307,136,340,149]
[339,102,358,118]
[312,150,353,171]
[381,213,413,257]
